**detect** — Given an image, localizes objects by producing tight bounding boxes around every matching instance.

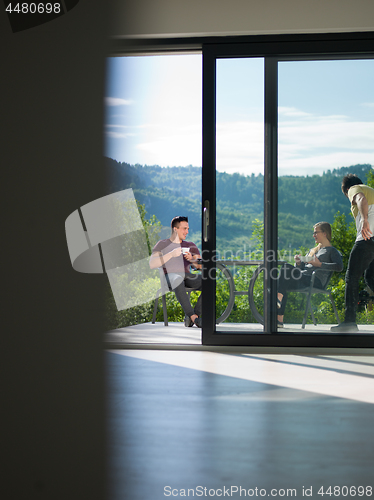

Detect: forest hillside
[104,157,372,252]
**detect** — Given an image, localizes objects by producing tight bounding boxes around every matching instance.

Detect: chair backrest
[158,267,170,293]
[310,269,335,292]
[311,248,343,291]
[157,267,195,294]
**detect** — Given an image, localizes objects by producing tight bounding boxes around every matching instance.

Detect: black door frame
[109,31,374,347]
[201,33,374,347]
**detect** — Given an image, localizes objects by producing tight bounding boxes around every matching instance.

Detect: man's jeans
[345,237,374,323]
[167,272,202,318]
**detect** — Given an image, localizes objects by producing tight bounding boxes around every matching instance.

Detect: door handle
[203,200,210,242]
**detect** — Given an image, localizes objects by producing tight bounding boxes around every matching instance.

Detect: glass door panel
[278,59,374,333]
[215,58,265,333]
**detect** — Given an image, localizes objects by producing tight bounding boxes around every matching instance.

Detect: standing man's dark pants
[344,237,374,323]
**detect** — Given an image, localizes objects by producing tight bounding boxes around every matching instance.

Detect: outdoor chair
[152,268,194,326]
[295,270,340,329]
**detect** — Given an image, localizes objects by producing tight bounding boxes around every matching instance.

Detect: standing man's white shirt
[348,184,374,241]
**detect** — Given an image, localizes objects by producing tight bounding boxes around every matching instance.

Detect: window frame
[109,32,374,348]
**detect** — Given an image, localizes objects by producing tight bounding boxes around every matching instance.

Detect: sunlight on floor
[109,350,374,404]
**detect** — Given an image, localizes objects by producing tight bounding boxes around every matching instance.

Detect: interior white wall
[109,0,374,38]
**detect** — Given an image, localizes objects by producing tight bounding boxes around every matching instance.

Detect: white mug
[299,255,313,263]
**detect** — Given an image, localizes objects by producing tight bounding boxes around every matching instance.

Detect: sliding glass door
[201,37,374,347]
[278,59,374,333]
[215,57,265,334]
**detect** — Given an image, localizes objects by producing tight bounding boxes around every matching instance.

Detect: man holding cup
[150,216,202,327]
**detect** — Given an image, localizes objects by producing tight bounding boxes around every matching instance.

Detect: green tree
[330,212,356,274]
[136,201,162,254]
[366,168,374,188]
[105,203,162,330]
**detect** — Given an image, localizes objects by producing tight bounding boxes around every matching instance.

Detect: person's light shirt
[348,184,374,242]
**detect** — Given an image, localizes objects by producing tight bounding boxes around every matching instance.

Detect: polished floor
[104,321,374,348]
[106,349,374,500]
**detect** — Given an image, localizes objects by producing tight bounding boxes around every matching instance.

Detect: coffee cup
[299,255,313,263]
[182,247,190,255]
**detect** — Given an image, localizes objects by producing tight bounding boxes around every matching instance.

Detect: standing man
[331,174,374,332]
[150,216,203,327]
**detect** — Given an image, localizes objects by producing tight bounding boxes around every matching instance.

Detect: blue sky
[104,55,374,176]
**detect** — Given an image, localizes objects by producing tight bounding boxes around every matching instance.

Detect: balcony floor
[104,321,374,351]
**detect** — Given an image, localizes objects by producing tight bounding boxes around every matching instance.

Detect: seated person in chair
[277,221,343,327]
[150,216,202,328]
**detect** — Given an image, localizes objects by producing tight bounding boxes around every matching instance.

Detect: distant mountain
[104,157,372,252]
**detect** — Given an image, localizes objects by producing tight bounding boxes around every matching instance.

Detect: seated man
[150,216,202,327]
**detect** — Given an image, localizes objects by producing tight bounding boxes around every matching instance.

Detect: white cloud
[106,131,135,139]
[278,114,374,174]
[216,121,264,175]
[105,97,133,106]
[105,124,129,129]
[278,152,374,176]
[214,112,374,175]
[104,126,135,139]
[105,106,373,176]
[278,107,312,118]
[279,117,374,151]
[106,123,160,131]
[134,124,202,167]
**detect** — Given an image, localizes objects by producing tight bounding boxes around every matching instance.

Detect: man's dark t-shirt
[152,239,200,274]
